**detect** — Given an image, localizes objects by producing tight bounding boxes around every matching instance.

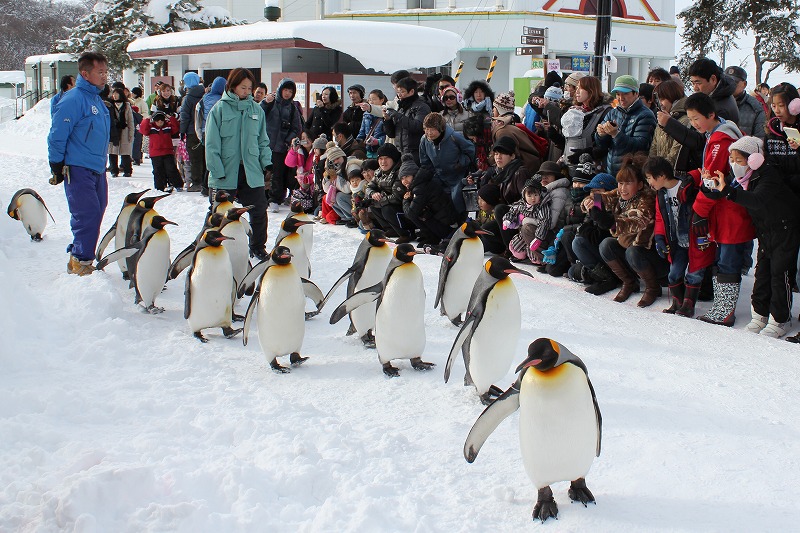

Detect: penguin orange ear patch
[549,339,560,354]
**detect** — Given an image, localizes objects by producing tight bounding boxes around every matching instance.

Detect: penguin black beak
[134,189,151,201]
[237,206,254,214]
[152,193,172,202]
[475,229,493,236]
[162,219,178,226]
[515,358,543,373]
[379,238,393,244]
[295,220,315,226]
[504,267,534,278]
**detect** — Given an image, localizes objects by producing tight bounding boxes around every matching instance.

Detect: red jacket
[689,122,755,244]
[139,116,178,157]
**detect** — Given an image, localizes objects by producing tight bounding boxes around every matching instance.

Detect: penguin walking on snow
[445,255,532,404]
[330,243,433,377]
[288,201,315,258]
[96,216,176,313]
[95,189,150,278]
[274,215,314,278]
[240,246,324,373]
[185,230,242,342]
[125,193,170,284]
[220,206,253,301]
[464,338,602,523]
[322,230,393,347]
[435,220,492,326]
[6,188,56,242]
[168,211,226,281]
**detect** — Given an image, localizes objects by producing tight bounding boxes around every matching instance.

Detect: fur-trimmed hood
[463,80,495,103]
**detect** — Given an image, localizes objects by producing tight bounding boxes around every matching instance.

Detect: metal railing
[15,89,52,119]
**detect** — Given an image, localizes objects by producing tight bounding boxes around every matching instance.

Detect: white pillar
[640,58,651,81]
[629,57,640,82]
[260,49,283,90]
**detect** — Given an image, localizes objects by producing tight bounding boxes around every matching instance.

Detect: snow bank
[1,112,800,531]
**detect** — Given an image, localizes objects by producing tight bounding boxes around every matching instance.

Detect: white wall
[202,0,319,22]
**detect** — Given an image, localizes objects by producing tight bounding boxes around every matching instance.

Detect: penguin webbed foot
[194,331,209,343]
[568,478,595,507]
[382,362,400,377]
[290,352,308,367]
[222,326,243,339]
[270,359,291,374]
[231,311,245,322]
[144,305,164,314]
[479,393,493,405]
[345,322,357,336]
[450,315,463,327]
[488,384,504,397]
[305,310,320,320]
[410,357,435,371]
[122,272,130,281]
[31,234,43,242]
[361,332,376,349]
[533,486,558,523]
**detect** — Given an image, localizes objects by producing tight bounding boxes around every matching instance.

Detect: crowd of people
[48,52,800,342]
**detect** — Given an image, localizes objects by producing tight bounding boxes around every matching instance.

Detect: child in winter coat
[139,111,182,192]
[685,92,755,326]
[400,156,459,246]
[644,156,711,317]
[475,183,501,226]
[707,136,800,339]
[285,131,315,212]
[538,160,571,230]
[503,179,552,264]
[349,171,372,232]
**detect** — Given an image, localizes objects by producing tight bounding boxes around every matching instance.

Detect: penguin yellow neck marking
[523,363,569,383]
[204,246,226,256]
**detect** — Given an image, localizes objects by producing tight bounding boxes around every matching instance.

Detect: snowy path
[1,103,799,531]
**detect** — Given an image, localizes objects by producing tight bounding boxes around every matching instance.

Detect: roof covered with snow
[0,71,25,85]
[25,53,77,64]
[127,19,465,73]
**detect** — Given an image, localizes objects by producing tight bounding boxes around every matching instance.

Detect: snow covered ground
[1,100,800,532]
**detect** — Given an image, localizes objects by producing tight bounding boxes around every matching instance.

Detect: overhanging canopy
[128,20,465,73]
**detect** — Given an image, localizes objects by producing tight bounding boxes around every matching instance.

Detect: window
[407,0,435,8]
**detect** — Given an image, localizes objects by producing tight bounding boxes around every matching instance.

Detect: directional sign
[516,46,544,56]
[521,35,546,46]
[523,27,546,37]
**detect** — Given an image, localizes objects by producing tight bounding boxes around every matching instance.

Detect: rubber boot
[584,263,620,295]
[662,282,684,313]
[606,259,639,302]
[697,273,740,327]
[676,284,699,317]
[636,266,663,307]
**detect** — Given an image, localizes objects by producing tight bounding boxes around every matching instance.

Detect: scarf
[735,169,754,190]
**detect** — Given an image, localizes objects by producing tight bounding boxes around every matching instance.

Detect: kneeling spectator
[400,154,459,246]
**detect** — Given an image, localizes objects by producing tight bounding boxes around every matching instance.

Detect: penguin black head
[281,216,314,234]
[516,338,561,373]
[394,243,417,263]
[150,215,177,229]
[271,245,293,265]
[485,256,534,280]
[226,205,253,221]
[214,190,232,203]
[366,229,390,247]
[207,212,225,229]
[203,230,232,247]
[461,219,493,238]
[138,193,171,209]
[125,189,150,205]
[289,200,305,214]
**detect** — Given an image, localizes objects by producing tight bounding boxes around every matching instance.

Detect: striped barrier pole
[453,61,464,84]
[485,55,498,83]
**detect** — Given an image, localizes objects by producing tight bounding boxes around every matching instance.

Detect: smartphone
[593,191,603,208]
[653,97,662,112]
[785,127,800,142]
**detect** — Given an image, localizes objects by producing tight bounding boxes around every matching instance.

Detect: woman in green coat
[205,68,272,260]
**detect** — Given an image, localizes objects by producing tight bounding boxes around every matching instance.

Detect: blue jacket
[200,77,226,136]
[419,126,475,191]
[50,91,66,117]
[48,75,110,174]
[356,112,386,157]
[594,98,656,176]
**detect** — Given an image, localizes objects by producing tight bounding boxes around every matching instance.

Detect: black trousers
[370,203,411,237]
[269,151,295,205]
[186,133,207,188]
[751,234,800,323]
[479,204,516,254]
[108,154,132,175]
[212,165,268,251]
[151,154,182,191]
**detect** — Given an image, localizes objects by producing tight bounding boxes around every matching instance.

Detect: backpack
[108,104,121,144]
[515,123,550,160]
[193,97,205,142]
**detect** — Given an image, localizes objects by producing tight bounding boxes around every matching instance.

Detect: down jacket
[594,98,656,176]
[383,92,430,162]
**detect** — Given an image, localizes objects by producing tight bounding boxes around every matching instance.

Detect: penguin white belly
[375,264,426,363]
[279,234,310,278]
[221,223,250,289]
[296,215,314,258]
[257,265,305,357]
[519,364,598,489]
[351,246,392,336]
[187,248,233,332]
[136,233,170,307]
[115,207,134,273]
[17,196,47,237]
[441,239,484,319]
[468,278,521,395]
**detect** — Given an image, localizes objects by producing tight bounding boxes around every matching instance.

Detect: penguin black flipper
[96,223,117,261]
[169,243,197,280]
[301,277,325,311]
[96,243,141,271]
[586,375,602,456]
[238,259,274,299]
[464,382,522,463]
[329,283,383,324]
[183,265,194,320]
[444,315,477,383]
[434,236,462,310]
[8,188,56,224]
[320,266,357,309]
[242,290,260,346]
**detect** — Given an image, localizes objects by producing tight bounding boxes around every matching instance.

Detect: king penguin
[288,200,315,258]
[220,206,253,294]
[96,215,176,313]
[184,230,242,342]
[212,189,236,214]
[434,219,492,326]
[330,243,433,377]
[95,189,150,278]
[444,255,532,404]
[241,246,323,373]
[274,216,314,278]
[464,338,602,523]
[6,188,56,242]
[168,211,226,281]
[321,229,393,347]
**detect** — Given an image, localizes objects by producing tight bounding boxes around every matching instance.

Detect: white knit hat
[729,136,765,169]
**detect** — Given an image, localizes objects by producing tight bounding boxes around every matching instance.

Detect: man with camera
[261,77,303,211]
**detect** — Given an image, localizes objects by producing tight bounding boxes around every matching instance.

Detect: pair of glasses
[443,95,457,101]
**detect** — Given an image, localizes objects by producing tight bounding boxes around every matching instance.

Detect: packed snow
[1,99,800,532]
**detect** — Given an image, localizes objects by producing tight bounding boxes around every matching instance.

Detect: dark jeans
[186,133,206,188]
[405,211,453,243]
[667,246,705,286]
[132,132,143,164]
[599,237,669,277]
[64,166,108,261]
[716,242,750,277]
[151,154,182,191]
[370,203,411,237]
[571,234,604,268]
[108,154,132,175]
[212,165,268,251]
[269,151,294,205]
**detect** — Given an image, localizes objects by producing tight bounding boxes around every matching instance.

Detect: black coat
[764,116,800,194]
[403,167,458,227]
[383,93,430,162]
[306,101,342,140]
[343,104,365,137]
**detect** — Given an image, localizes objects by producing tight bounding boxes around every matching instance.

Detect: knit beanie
[477,183,502,207]
[442,86,463,104]
[346,158,364,176]
[493,91,516,115]
[729,136,765,169]
[544,86,563,102]
[565,71,587,88]
[376,142,402,163]
[312,134,329,151]
[325,146,346,162]
[398,153,420,178]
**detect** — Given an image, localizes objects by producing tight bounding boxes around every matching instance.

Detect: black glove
[702,187,725,200]
[49,161,65,185]
[264,164,273,172]
[589,206,615,230]
[566,147,592,165]
[692,213,709,236]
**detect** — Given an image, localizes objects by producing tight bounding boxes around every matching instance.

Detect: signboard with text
[516,46,544,56]
[571,56,591,72]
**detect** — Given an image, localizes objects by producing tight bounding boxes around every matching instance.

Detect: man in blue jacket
[594,75,657,177]
[47,52,111,276]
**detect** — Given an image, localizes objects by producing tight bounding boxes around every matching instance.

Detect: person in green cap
[594,74,657,176]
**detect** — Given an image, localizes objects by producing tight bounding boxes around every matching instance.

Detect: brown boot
[636,266,662,307]
[605,259,638,302]
[67,255,95,276]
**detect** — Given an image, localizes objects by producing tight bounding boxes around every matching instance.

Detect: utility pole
[592,0,612,83]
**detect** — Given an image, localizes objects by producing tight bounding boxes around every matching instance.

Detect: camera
[281,119,292,130]
[702,178,716,189]
[292,138,301,148]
